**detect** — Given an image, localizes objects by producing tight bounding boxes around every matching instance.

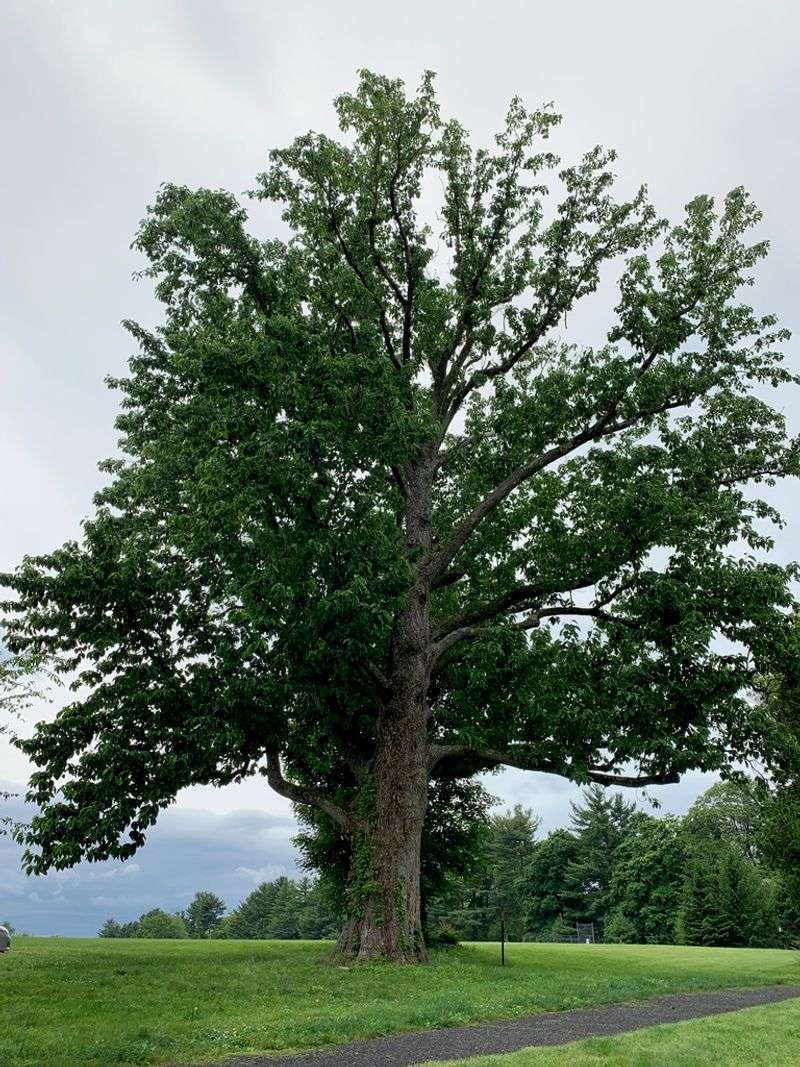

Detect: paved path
[179,984,800,1066]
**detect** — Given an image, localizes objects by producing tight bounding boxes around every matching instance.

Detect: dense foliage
[4,70,799,958]
[428,781,798,948]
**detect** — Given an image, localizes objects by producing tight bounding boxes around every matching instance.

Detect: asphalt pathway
[180,983,800,1066]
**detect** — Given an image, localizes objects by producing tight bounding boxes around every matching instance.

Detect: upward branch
[430,393,686,585]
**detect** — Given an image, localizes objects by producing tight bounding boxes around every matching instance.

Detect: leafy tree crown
[3,70,799,873]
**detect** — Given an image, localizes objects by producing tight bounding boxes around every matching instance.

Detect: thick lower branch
[428,743,560,775]
[428,743,679,787]
[518,605,640,630]
[586,768,680,786]
[264,750,350,830]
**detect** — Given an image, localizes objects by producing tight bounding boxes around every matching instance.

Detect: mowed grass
[426,998,800,1066]
[1,938,799,1067]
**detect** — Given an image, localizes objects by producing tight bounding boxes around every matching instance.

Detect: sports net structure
[536,922,596,943]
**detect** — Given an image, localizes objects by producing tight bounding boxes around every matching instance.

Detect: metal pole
[500,911,506,966]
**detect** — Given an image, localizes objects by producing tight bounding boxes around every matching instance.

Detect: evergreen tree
[425,802,538,941]
[564,786,636,929]
[184,890,226,938]
[420,778,495,939]
[752,875,784,949]
[266,877,302,939]
[677,777,788,949]
[716,846,780,947]
[676,853,724,946]
[602,912,640,944]
[224,882,278,939]
[675,844,778,948]
[759,782,800,942]
[295,878,340,939]
[426,868,494,942]
[211,876,341,940]
[485,805,540,939]
[548,913,578,940]
[752,668,800,944]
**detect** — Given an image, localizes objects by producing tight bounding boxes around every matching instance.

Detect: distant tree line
[427,780,800,949]
[98,779,800,949]
[98,877,338,940]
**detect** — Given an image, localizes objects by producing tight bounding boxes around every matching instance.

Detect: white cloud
[232,865,291,885]
[93,863,141,882]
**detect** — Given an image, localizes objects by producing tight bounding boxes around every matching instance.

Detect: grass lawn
[425,997,800,1066]
[1,938,798,1067]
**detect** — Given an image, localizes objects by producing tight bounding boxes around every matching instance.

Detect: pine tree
[485,805,540,940]
[267,877,302,939]
[185,890,226,938]
[676,853,722,946]
[295,878,340,939]
[225,881,279,939]
[716,847,781,947]
[603,912,640,944]
[424,803,539,941]
[564,785,636,930]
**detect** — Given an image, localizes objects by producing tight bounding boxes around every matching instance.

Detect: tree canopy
[3,70,799,959]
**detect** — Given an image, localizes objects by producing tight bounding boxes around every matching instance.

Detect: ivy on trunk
[4,71,800,962]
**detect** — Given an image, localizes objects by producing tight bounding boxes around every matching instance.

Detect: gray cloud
[0,782,300,935]
[2,0,798,933]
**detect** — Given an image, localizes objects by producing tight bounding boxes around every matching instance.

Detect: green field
[429,998,800,1066]
[1,938,799,1067]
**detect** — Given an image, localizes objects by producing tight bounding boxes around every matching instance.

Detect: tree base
[333,913,428,963]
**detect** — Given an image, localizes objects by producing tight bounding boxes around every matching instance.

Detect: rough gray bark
[335,456,435,961]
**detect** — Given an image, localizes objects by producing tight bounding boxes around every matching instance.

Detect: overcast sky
[2,1,799,935]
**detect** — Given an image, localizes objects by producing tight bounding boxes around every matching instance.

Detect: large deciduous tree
[604,814,686,944]
[3,72,800,961]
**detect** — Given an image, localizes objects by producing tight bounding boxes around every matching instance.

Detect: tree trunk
[335,676,431,961]
[335,458,435,962]
[336,606,432,959]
